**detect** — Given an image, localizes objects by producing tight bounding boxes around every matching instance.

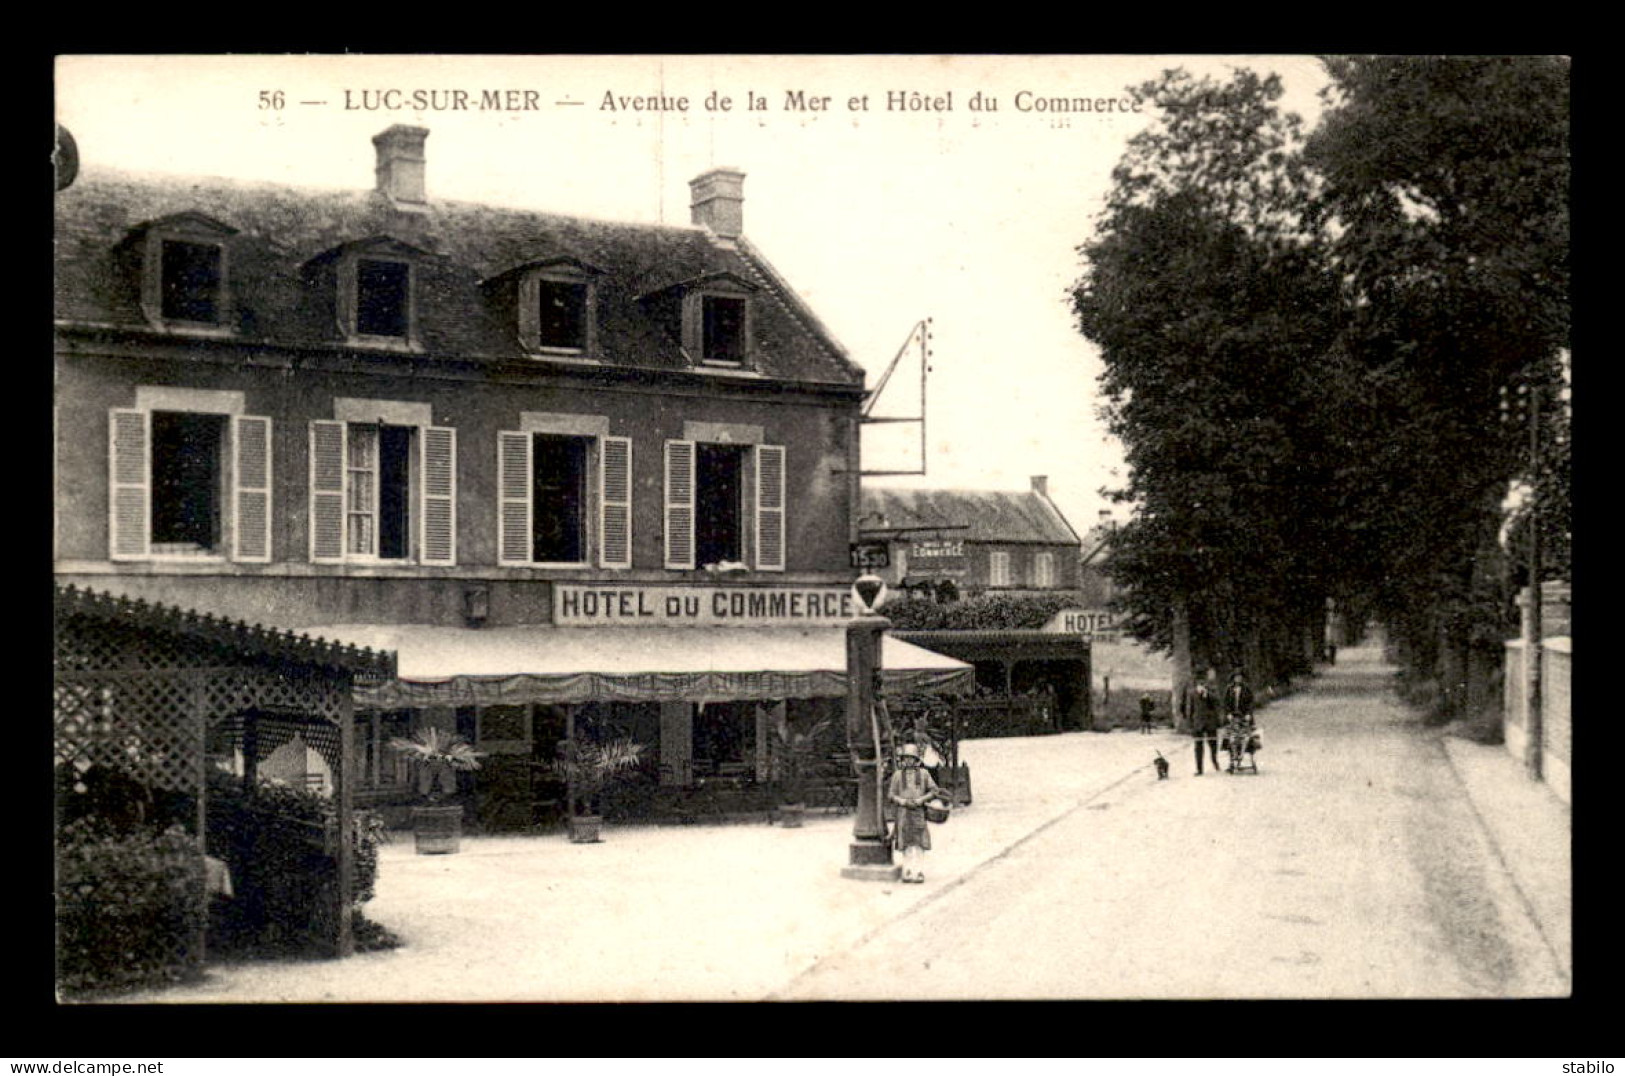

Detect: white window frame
[136,214,236,333]
[664,433,785,573]
[989,550,1013,587]
[108,389,271,564]
[497,413,631,570]
[520,265,598,357]
[343,253,417,347]
[345,423,383,558]
[681,278,755,369]
[1033,551,1056,588]
[309,400,455,566]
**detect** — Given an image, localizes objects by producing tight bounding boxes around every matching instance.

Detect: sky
[55,54,1331,537]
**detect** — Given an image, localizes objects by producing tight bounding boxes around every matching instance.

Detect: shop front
[312,584,973,827]
[891,629,1092,733]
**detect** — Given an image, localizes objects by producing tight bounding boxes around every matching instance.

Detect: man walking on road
[1185,677,1220,775]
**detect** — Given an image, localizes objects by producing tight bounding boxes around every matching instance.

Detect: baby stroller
[1224,714,1260,775]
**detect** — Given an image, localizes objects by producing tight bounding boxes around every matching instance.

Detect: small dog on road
[1153,751,1170,780]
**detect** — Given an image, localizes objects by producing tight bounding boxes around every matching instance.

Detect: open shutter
[309,420,346,563]
[108,408,150,560]
[755,443,785,572]
[600,436,632,569]
[664,440,695,570]
[497,430,532,566]
[420,426,456,565]
[232,415,273,563]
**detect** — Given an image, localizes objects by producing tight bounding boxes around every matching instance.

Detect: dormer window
[355,257,411,339]
[131,212,237,332]
[159,240,223,323]
[505,258,600,358]
[702,295,747,364]
[675,272,756,368]
[537,279,588,350]
[307,237,427,349]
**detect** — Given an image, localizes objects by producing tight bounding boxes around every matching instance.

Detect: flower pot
[567,813,603,844]
[778,803,806,829]
[412,805,463,855]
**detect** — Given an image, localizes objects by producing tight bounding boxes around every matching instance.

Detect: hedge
[56,819,206,998]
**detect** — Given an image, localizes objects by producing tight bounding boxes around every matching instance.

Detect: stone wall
[1504,616,1572,808]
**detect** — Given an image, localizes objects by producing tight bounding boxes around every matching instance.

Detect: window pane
[150,410,225,552]
[533,434,588,563]
[537,280,588,349]
[356,259,410,337]
[378,425,412,560]
[347,470,374,513]
[347,513,374,555]
[160,240,221,323]
[696,443,745,565]
[347,424,377,468]
[702,296,745,362]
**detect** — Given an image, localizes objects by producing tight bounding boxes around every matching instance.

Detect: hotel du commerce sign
[555,584,856,627]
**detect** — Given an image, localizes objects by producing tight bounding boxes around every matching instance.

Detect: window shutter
[420,426,456,565]
[664,439,695,570]
[108,409,150,560]
[755,444,785,572]
[309,420,346,563]
[600,436,632,569]
[497,430,532,566]
[232,415,273,563]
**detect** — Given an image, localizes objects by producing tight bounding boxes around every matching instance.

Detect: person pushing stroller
[1223,670,1260,773]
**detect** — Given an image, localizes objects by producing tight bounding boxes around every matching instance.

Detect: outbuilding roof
[54,167,864,388]
[860,487,1082,546]
[54,583,397,677]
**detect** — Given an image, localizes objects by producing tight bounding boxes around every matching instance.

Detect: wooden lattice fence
[54,585,394,987]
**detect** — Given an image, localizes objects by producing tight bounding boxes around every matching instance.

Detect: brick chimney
[1031,475,1049,497]
[690,168,745,240]
[373,125,429,207]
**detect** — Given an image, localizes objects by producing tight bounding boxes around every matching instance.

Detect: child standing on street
[888,743,948,883]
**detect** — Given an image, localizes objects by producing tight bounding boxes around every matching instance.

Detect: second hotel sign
[555,584,856,627]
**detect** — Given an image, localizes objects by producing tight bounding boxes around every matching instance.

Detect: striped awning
[299,624,973,708]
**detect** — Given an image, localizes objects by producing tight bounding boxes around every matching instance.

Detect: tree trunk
[1438,620,1466,721]
[1171,595,1193,732]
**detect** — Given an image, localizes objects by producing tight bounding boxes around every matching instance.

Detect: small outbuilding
[54,583,395,981]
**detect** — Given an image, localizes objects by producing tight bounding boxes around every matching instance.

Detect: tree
[1073,68,1343,696]
[1304,56,1570,718]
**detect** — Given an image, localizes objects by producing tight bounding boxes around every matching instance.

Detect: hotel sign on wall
[909,538,968,577]
[1043,607,1120,640]
[555,584,856,627]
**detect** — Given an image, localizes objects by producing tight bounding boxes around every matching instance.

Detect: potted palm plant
[549,737,645,844]
[770,711,833,828]
[389,728,485,855]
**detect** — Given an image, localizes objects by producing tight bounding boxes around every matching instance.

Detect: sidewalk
[1439,733,1572,983]
[119,727,1173,1002]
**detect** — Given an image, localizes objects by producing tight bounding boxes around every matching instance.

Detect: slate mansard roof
[860,487,1082,547]
[54,165,866,390]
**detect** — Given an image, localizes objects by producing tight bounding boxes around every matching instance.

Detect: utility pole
[1525,377,1544,780]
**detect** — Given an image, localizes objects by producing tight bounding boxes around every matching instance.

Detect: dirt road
[778,647,1570,999]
